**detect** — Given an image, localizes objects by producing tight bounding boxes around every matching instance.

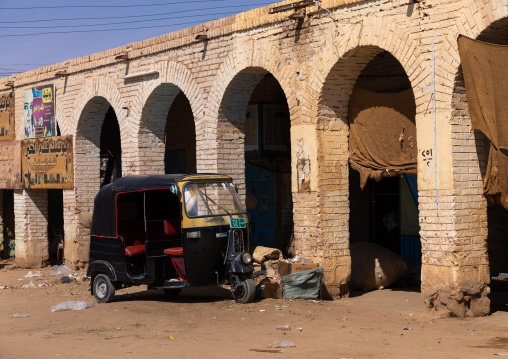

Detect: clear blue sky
[0,0,275,78]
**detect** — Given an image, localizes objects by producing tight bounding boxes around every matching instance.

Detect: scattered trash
[21,281,36,289]
[9,313,30,318]
[24,271,41,278]
[61,276,72,284]
[38,283,48,288]
[116,327,121,330]
[276,325,291,331]
[296,327,303,332]
[409,313,413,317]
[292,257,313,264]
[268,341,295,348]
[0,285,7,289]
[50,265,73,277]
[467,329,475,333]
[51,301,95,312]
[250,349,284,353]
[259,309,266,312]
[403,327,412,331]
[493,353,508,356]
[169,336,174,340]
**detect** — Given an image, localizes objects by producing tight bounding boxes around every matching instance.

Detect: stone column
[14,189,48,268]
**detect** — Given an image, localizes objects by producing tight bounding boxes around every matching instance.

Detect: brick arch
[315,17,422,125]
[131,60,203,175]
[208,47,296,199]
[304,15,424,296]
[70,77,126,138]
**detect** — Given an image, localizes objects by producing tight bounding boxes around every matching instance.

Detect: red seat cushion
[163,219,181,239]
[125,245,146,257]
[164,247,183,256]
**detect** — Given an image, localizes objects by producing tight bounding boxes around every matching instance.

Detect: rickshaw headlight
[241,252,253,265]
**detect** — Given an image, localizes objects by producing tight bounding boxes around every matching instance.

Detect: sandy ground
[1,261,508,359]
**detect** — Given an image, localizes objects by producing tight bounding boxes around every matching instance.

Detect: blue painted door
[245,162,274,248]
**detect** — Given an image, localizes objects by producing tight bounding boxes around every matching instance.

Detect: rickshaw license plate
[229,218,246,228]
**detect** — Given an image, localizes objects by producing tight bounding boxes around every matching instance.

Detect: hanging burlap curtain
[458,36,508,209]
[348,87,417,189]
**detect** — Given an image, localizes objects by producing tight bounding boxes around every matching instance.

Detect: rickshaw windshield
[183,182,244,218]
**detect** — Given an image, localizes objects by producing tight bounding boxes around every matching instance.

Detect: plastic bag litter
[276,325,291,331]
[281,266,324,300]
[10,313,30,318]
[49,265,73,277]
[51,301,95,312]
[21,281,36,289]
[24,271,42,278]
[268,341,295,348]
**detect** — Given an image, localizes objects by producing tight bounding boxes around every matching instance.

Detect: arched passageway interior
[346,50,420,288]
[100,107,122,186]
[1,190,14,259]
[455,17,508,300]
[218,69,293,255]
[244,74,292,253]
[164,91,196,174]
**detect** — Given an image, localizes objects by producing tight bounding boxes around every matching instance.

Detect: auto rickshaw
[86,174,255,303]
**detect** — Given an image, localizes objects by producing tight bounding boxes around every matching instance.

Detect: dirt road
[1,261,508,359]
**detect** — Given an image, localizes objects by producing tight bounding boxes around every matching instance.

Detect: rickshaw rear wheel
[163,288,181,296]
[234,277,255,304]
[93,274,115,303]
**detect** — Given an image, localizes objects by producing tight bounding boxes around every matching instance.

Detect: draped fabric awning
[458,36,508,209]
[348,87,417,189]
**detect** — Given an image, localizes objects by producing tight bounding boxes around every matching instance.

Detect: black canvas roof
[90,173,231,237]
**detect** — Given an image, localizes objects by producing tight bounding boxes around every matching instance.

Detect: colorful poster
[0,93,15,141]
[0,141,21,189]
[21,135,73,189]
[24,84,56,138]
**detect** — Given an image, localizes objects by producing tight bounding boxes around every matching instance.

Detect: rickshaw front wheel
[234,277,255,304]
[93,274,115,303]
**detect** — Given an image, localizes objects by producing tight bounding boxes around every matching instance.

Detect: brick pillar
[0,191,4,258]
[14,189,48,268]
[419,74,490,317]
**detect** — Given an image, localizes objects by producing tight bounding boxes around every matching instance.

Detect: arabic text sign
[24,84,56,138]
[0,141,21,189]
[0,93,15,141]
[22,135,73,189]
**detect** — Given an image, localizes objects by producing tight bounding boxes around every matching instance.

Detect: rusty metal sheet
[0,141,21,189]
[21,135,73,189]
[0,93,15,141]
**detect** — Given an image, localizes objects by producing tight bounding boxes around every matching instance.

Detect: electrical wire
[0,3,273,24]
[0,11,242,29]
[0,0,238,10]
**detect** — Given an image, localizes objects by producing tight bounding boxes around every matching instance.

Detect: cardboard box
[277,260,290,277]
[291,262,319,274]
[260,282,282,299]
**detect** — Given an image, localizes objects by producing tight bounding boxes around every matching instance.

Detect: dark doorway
[47,189,64,264]
[2,190,14,259]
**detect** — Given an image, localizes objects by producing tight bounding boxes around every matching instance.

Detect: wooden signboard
[0,93,15,141]
[0,141,21,189]
[21,135,73,189]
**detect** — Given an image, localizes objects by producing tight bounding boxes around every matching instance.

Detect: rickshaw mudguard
[87,260,118,282]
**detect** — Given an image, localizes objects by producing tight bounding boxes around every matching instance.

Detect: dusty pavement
[1,261,508,359]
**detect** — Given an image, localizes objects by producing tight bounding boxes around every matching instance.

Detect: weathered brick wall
[0,0,506,314]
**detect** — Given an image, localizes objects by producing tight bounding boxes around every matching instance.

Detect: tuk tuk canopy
[90,174,230,238]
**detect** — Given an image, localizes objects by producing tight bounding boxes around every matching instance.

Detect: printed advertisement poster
[0,141,21,189]
[21,135,73,189]
[0,93,15,141]
[24,84,56,138]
